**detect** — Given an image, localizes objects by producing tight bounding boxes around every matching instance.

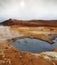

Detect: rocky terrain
[0,19,57,65]
[0,19,57,43]
[0,41,57,65]
[0,25,57,43]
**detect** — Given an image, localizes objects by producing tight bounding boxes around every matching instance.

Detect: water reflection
[11,38,54,53]
[52,38,57,48]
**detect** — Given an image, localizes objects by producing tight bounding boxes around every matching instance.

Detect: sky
[0,0,57,22]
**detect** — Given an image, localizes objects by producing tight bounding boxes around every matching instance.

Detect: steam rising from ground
[0,26,21,41]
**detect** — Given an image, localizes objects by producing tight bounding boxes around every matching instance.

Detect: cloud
[0,0,57,21]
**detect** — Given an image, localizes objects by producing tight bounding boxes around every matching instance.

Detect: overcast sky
[0,0,57,21]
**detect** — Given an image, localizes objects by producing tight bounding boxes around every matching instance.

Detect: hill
[0,19,57,27]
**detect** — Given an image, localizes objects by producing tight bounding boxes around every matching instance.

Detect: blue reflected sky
[11,38,54,53]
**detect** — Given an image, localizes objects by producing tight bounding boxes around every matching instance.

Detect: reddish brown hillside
[0,19,57,27]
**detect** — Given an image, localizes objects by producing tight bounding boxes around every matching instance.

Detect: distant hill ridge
[0,19,57,27]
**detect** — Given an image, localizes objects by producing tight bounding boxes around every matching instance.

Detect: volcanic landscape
[0,19,57,65]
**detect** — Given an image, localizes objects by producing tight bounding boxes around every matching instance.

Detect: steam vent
[0,19,57,65]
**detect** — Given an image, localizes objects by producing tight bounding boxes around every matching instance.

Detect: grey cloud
[0,0,57,21]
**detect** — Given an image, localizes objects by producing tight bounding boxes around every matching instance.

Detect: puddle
[10,38,54,53]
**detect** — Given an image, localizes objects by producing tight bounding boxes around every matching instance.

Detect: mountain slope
[0,19,57,27]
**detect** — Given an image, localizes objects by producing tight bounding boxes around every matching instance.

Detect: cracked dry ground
[0,41,57,65]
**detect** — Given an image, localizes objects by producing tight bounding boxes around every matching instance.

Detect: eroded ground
[0,26,57,43]
[0,41,57,65]
[0,25,57,65]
